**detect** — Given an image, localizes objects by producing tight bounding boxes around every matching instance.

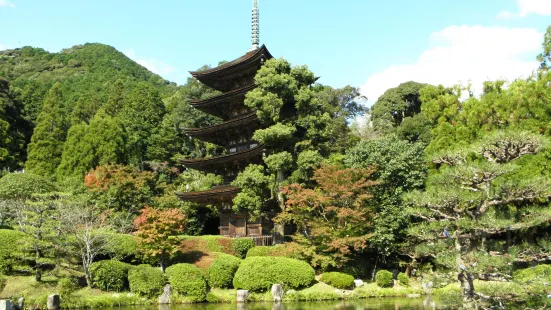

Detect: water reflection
[123,297,451,310]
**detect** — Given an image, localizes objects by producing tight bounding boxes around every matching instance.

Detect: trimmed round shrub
[231,238,255,259]
[166,263,207,302]
[0,229,29,274]
[397,272,409,286]
[246,246,271,258]
[128,264,165,298]
[89,260,131,291]
[233,256,315,292]
[320,272,354,289]
[208,255,241,288]
[375,270,394,288]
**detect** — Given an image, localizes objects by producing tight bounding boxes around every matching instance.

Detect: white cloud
[123,49,176,76]
[0,0,15,8]
[497,0,551,19]
[360,25,542,106]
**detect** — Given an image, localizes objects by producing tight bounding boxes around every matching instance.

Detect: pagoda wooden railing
[232,235,273,246]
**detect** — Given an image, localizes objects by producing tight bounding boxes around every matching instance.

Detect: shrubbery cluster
[102,233,139,262]
[233,256,315,292]
[375,270,394,288]
[513,264,551,285]
[207,255,241,288]
[397,272,409,286]
[166,263,207,302]
[128,264,165,298]
[231,238,255,259]
[89,260,131,291]
[246,246,272,257]
[0,229,28,273]
[320,272,354,289]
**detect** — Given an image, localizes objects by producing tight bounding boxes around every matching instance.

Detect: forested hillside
[0,43,219,174]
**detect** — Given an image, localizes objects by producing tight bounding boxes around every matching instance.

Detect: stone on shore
[236,290,250,303]
[271,284,284,302]
[354,279,364,288]
[47,294,60,310]
[0,300,13,310]
[158,284,172,304]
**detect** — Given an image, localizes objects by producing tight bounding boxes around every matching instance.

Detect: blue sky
[1,0,550,104]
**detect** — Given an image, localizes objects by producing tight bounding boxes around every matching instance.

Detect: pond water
[106,297,455,310]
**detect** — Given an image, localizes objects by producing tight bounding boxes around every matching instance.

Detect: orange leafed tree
[134,206,186,271]
[275,165,379,268]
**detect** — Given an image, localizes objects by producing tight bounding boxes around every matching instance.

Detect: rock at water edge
[0,300,13,310]
[271,284,284,302]
[354,279,364,288]
[17,297,24,310]
[236,290,250,303]
[158,284,172,304]
[47,294,60,310]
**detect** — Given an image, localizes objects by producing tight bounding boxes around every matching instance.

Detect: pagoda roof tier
[190,84,256,120]
[189,45,273,92]
[181,144,264,173]
[175,185,239,204]
[183,112,259,146]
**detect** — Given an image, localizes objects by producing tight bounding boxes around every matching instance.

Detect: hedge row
[233,256,315,292]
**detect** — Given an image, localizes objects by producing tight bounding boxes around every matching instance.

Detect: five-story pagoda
[176,0,274,238]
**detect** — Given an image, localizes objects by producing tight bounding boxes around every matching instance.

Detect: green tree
[405,131,551,300]
[26,83,67,177]
[121,82,165,169]
[345,135,427,256]
[538,25,551,71]
[370,81,428,131]
[0,173,59,281]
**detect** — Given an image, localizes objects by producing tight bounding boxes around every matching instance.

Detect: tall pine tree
[26,83,67,176]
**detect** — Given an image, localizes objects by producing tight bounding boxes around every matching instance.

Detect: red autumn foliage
[134,206,186,268]
[275,164,379,267]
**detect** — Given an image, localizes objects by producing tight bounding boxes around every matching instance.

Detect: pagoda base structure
[178,45,282,243]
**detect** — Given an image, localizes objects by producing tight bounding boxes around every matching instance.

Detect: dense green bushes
[375,270,394,288]
[231,238,255,259]
[166,263,207,302]
[233,256,315,292]
[207,255,241,288]
[246,246,272,257]
[128,264,165,298]
[320,272,354,289]
[89,260,131,291]
[397,272,409,286]
[102,233,139,262]
[0,229,28,273]
[513,264,551,285]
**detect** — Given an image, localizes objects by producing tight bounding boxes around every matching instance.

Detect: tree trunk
[160,255,168,272]
[35,247,42,282]
[458,270,475,301]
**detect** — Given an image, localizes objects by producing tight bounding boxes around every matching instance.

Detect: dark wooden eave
[175,185,239,204]
[181,144,264,172]
[190,84,256,120]
[183,112,259,146]
[189,45,273,92]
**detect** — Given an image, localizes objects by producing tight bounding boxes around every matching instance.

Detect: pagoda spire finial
[250,0,260,51]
